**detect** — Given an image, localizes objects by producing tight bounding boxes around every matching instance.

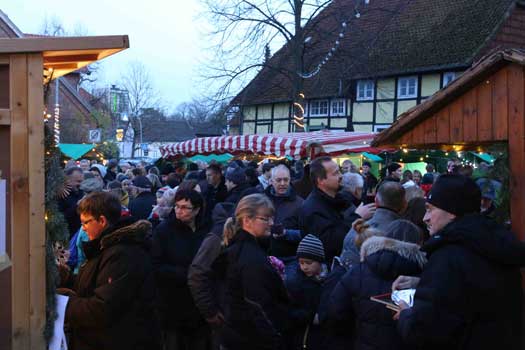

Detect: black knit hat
[225,167,246,185]
[297,234,325,262]
[427,174,481,217]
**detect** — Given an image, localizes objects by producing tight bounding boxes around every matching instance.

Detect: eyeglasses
[255,216,274,224]
[175,205,195,211]
[81,218,96,227]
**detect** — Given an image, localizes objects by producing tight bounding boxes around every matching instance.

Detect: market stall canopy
[160,130,382,159]
[189,153,233,164]
[58,143,95,160]
[0,35,129,79]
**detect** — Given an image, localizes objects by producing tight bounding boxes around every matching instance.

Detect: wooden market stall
[0,35,128,350]
[373,49,525,240]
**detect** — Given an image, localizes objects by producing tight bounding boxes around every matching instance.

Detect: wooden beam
[43,53,99,63]
[0,109,10,125]
[0,35,129,54]
[27,53,45,349]
[507,64,525,240]
[43,63,79,70]
[9,53,30,349]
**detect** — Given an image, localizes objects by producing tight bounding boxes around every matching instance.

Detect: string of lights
[298,0,370,79]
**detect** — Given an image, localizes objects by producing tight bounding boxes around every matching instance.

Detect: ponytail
[223,217,240,246]
[222,194,274,247]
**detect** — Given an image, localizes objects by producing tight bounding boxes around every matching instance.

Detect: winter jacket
[341,207,402,268]
[151,214,210,330]
[299,188,352,264]
[216,230,290,350]
[224,183,256,205]
[328,236,426,350]
[188,202,235,319]
[58,188,84,239]
[318,257,354,350]
[204,180,228,219]
[292,177,313,199]
[265,186,304,258]
[65,218,160,350]
[285,265,324,350]
[129,191,156,220]
[362,173,378,202]
[398,214,525,350]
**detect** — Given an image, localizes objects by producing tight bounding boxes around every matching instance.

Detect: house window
[373,124,391,132]
[309,100,329,116]
[331,99,346,116]
[398,77,418,99]
[357,80,374,100]
[443,72,457,87]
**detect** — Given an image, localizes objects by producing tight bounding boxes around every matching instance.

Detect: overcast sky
[2,0,210,110]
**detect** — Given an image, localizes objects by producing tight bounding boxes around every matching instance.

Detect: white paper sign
[48,294,69,350]
[0,179,5,255]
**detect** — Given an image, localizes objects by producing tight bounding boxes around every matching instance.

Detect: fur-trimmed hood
[360,236,427,280]
[100,219,152,249]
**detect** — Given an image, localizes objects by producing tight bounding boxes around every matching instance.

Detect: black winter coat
[265,186,304,258]
[65,219,160,350]
[224,183,257,205]
[129,191,156,220]
[58,188,84,239]
[299,188,352,264]
[398,214,525,350]
[318,258,353,350]
[151,214,210,330]
[285,266,324,350]
[328,236,426,350]
[217,230,290,350]
[188,202,235,319]
[204,180,228,219]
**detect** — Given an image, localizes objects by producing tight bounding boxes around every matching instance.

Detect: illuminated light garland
[54,104,60,145]
[298,1,370,79]
[293,119,305,128]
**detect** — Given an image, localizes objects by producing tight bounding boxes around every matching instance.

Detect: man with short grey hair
[342,172,364,200]
[266,164,304,260]
[340,181,407,267]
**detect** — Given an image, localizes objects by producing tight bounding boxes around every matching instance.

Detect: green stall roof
[59,143,94,160]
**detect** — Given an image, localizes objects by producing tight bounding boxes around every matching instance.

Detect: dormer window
[398,76,418,99]
[357,80,374,101]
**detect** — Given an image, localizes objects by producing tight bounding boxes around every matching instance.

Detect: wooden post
[27,53,46,350]
[10,53,30,349]
[507,64,525,241]
[9,52,46,350]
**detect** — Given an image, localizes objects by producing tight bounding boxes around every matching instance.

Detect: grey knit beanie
[297,234,325,262]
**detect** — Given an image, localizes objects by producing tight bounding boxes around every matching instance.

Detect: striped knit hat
[297,234,325,262]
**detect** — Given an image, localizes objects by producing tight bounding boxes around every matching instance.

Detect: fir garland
[43,124,69,343]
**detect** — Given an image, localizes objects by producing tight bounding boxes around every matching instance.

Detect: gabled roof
[372,49,525,147]
[234,0,517,105]
[0,10,24,38]
[142,119,196,143]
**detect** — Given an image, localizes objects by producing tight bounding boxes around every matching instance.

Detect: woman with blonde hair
[219,194,290,350]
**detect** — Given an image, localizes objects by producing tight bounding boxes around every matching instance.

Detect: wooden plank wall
[0,125,12,350]
[9,53,46,350]
[390,64,525,241]
[392,68,511,146]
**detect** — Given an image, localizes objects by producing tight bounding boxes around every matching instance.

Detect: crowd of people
[56,155,525,350]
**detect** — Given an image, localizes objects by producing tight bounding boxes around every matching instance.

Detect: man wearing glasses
[63,191,160,350]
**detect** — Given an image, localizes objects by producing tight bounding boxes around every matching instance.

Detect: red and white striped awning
[160,130,382,159]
